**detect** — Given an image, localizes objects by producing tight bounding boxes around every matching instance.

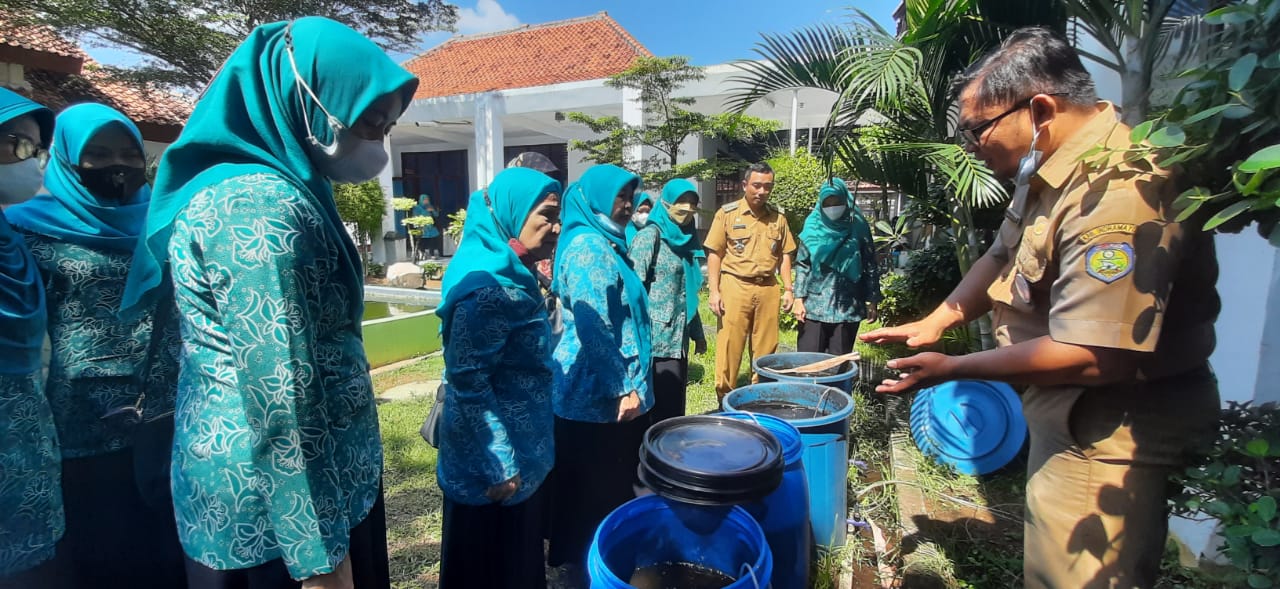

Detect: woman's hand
[485,474,522,503]
[301,555,353,589]
[617,391,643,422]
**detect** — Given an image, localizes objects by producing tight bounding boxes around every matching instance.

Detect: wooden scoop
[770,351,860,375]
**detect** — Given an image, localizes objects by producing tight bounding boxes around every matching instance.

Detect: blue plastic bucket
[722,382,854,548]
[721,412,811,589]
[752,352,857,394]
[588,495,773,589]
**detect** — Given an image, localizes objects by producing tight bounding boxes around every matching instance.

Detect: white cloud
[456,0,522,35]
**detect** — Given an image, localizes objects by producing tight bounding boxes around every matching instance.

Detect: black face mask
[79,165,147,203]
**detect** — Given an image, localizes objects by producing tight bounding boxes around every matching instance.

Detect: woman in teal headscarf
[411,194,443,259]
[7,102,185,588]
[0,89,67,589]
[793,178,881,356]
[624,190,653,245]
[435,167,561,589]
[120,17,418,589]
[628,178,706,425]
[547,163,652,584]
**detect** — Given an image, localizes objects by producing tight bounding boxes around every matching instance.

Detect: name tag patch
[1079,223,1136,243]
[1085,243,1134,283]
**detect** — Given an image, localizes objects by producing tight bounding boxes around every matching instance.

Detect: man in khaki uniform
[861,28,1220,588]
[705,162,797,400]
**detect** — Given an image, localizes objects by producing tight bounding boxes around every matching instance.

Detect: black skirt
[439,485,548,589]
[184,488,391,589]
[44,447,187,589]
[547,415,649,568]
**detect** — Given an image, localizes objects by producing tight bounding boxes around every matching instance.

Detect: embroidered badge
[1085,243,1134,283]
[1079,223,1136,244]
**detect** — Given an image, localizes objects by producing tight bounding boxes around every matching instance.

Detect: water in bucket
[734,400,829,420]
[629,562,737,589]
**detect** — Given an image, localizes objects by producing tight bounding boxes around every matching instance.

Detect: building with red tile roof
[403,12,651,100]
[0,14,191,143]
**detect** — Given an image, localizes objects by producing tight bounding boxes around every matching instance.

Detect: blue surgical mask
[0,158,44,205]
[286,34,389,184]
[1011,104,1043,202]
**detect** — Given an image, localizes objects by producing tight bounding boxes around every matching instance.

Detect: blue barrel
[752,352,857,393]
[721,412,810,589]
[588,495,773,589]
[722,382,854,548]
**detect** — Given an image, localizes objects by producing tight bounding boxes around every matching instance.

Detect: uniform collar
[738,197,772,218]
[1035,101,1123,190]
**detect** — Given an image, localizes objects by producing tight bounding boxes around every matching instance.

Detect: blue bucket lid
[909,380,1026,476]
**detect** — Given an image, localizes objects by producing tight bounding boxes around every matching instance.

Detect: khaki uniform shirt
[704,198,798,280]
[987,102,1219,380]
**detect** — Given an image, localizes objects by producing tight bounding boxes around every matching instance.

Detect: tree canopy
[568,56,778,186]
[6,0,458,90]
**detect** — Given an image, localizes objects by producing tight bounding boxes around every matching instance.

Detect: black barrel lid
[638,415,783,506]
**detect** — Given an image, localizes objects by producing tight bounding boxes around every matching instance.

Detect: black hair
[953,27,1097,108]
[741,161,774,182]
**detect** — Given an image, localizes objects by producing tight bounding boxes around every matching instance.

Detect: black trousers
[547,416,648,569]
[184,488,390,589]
[44,448,187,589]
[797,319,860,356]
[439,486,548,589]
[650,357,689,425]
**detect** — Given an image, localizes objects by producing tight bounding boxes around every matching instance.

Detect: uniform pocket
[1015,219,1052,284]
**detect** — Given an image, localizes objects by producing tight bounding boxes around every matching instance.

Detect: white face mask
[0,158,44,205]
[822,205,847,221]
[286,31,389,184]
[632,212,649,226]
[1012,102,1044,201]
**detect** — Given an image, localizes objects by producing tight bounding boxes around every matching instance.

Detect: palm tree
[1064,0,1208,125]
[729,0,1066,349]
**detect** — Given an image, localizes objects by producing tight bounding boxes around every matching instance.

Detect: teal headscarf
[648,178,704,319]
[437,167,560,328]
[7,103,150,252]
[553,163,651,367]
[798,178,871,286]
[624,190,654,245]
[121,17,419,314]
[0,88,53,374]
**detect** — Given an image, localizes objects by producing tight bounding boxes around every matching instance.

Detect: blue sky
[87,0,901,69]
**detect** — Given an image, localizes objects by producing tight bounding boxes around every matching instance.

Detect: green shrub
[1173,402,1280,588]
[877,239,963,327]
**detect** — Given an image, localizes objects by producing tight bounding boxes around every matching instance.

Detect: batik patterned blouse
[793,240,882,324]
[21,234,181,458]
[438,285,554,506]
[0,372,64,576]
[167,173,380,579]
[628,224,704,359]
[552,232,653,423]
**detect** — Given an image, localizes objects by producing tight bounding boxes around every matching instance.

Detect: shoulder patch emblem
[1085,243,1134,283]
[1079,223,1136,244]
[721,202,740,212]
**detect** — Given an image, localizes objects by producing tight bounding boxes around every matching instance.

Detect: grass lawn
[374,294,895,587]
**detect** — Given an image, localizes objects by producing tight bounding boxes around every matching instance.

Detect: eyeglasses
[6,133,48,165]
[958,93,1067,147]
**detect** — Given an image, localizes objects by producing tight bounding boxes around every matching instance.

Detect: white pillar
[622,86,644,168]
[474,92,506,189]
[373,135,397,265]
[789,90,799,155]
